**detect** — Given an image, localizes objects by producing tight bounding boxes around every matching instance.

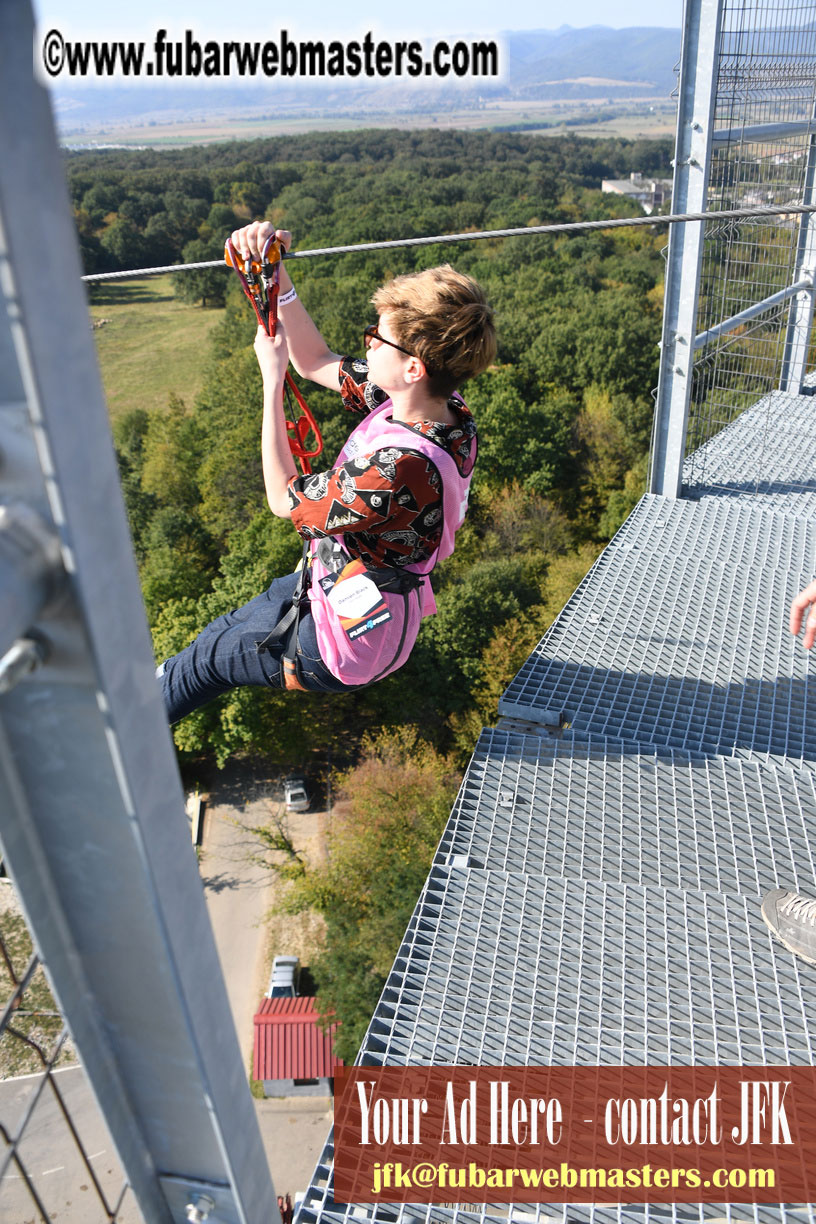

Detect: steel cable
[81,202,816,282]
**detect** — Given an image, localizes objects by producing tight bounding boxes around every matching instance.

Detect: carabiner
[259,233,281,336]
[224,236,273,334]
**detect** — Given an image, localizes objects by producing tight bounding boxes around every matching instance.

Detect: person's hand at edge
[790,579,816,649]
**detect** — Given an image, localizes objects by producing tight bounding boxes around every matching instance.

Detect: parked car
[284,776,309,812]
[267,955,300,998]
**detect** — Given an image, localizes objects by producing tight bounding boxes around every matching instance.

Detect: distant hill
[502,27,680,96]
[51,24,681,133]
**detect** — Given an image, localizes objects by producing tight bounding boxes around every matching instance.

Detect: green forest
[71,129,670,1055]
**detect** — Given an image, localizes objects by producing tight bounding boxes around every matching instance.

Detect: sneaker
[761,889,816,965]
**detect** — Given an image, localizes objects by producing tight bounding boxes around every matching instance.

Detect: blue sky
[35,0,683,37]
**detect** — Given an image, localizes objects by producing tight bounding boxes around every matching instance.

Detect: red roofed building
[253,996,343,1097]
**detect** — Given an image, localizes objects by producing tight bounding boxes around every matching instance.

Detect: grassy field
[64,98,677,148]
[88,275,225,419]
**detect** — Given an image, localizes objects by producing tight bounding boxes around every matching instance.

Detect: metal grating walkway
[497,492,816,763]
[436,728,816,897]
[298,351,816,1224]
[682,391,816,515]
[359,868,816,1067]
[610,490,816,567]
[300,870,816,1224]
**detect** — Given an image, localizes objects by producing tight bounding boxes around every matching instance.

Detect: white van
[267,955,300,998]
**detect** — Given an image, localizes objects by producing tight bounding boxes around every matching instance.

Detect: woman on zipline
[158,222,496,721]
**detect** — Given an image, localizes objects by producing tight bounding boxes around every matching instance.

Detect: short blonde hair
[372,265,496,397]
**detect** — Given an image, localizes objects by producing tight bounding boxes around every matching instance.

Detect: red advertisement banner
[334,1066,816,1203]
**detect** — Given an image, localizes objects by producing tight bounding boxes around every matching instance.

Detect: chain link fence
[0,867,137,1223]
[685,0,816,483]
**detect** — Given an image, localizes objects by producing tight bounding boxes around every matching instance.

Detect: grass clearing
[88,274,225,419]
[0,892,76,1078]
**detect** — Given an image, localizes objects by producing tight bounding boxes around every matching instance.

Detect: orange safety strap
[224,236,323,475]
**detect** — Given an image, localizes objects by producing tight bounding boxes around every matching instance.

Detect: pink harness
[307,399,474,686]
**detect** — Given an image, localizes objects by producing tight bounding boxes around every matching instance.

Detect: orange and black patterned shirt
[286,357,477,571]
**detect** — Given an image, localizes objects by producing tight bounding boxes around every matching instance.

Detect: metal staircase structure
[1,0,816,1220]
[298,432,816,1224]
[296,0,816,1221]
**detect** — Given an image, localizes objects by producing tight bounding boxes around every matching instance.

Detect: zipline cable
[81,202,816,283]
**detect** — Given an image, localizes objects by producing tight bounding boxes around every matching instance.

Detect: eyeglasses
[363,323,415,359]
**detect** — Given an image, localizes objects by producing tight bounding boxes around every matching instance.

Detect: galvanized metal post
[0,4,278,1221]
[780,110,816,392]
[649,0,724,497]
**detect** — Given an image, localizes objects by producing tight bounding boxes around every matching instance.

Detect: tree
[466,369,578,498]
[412,556,540,711]
[574,385,651,538]
[229,180,266,217]
[201,203,240,240]
[174,237,228,308]
[81,181,122,226]
[119,192,157,229]
[99,217,147,271]
[143,212,179,266]
[113,408,157,563]
[269,728,460,1061]
[139,507,217,619]
[141,394,204,511]
[215,511,302,607]
[447,539,603,760]
[194,342,315,545]
[163,191,210,247]
[598,454,648,539]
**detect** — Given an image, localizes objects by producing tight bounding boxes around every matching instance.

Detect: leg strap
[256,544,310,691]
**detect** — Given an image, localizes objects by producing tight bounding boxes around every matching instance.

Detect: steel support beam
[649,0,724,497]
[0,4,278,1222]
[711,120,816,144]
[694,277,813,349]
[780,110,816,393]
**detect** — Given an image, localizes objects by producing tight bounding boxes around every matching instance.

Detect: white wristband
[278,286,298,306]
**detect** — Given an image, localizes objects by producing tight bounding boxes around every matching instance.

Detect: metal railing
[0,4,279,1223]
[650,0,816,497]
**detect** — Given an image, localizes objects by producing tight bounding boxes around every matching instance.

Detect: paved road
[0,1066,142,1224]
[199,781,335,1203]
[255,1095,334,1208]
[199,793,276,1066]
[0,1067,333,1223]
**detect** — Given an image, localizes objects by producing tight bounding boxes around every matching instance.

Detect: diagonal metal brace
[0,501,64,660]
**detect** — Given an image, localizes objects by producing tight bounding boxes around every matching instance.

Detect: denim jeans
[158,570,351,724]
